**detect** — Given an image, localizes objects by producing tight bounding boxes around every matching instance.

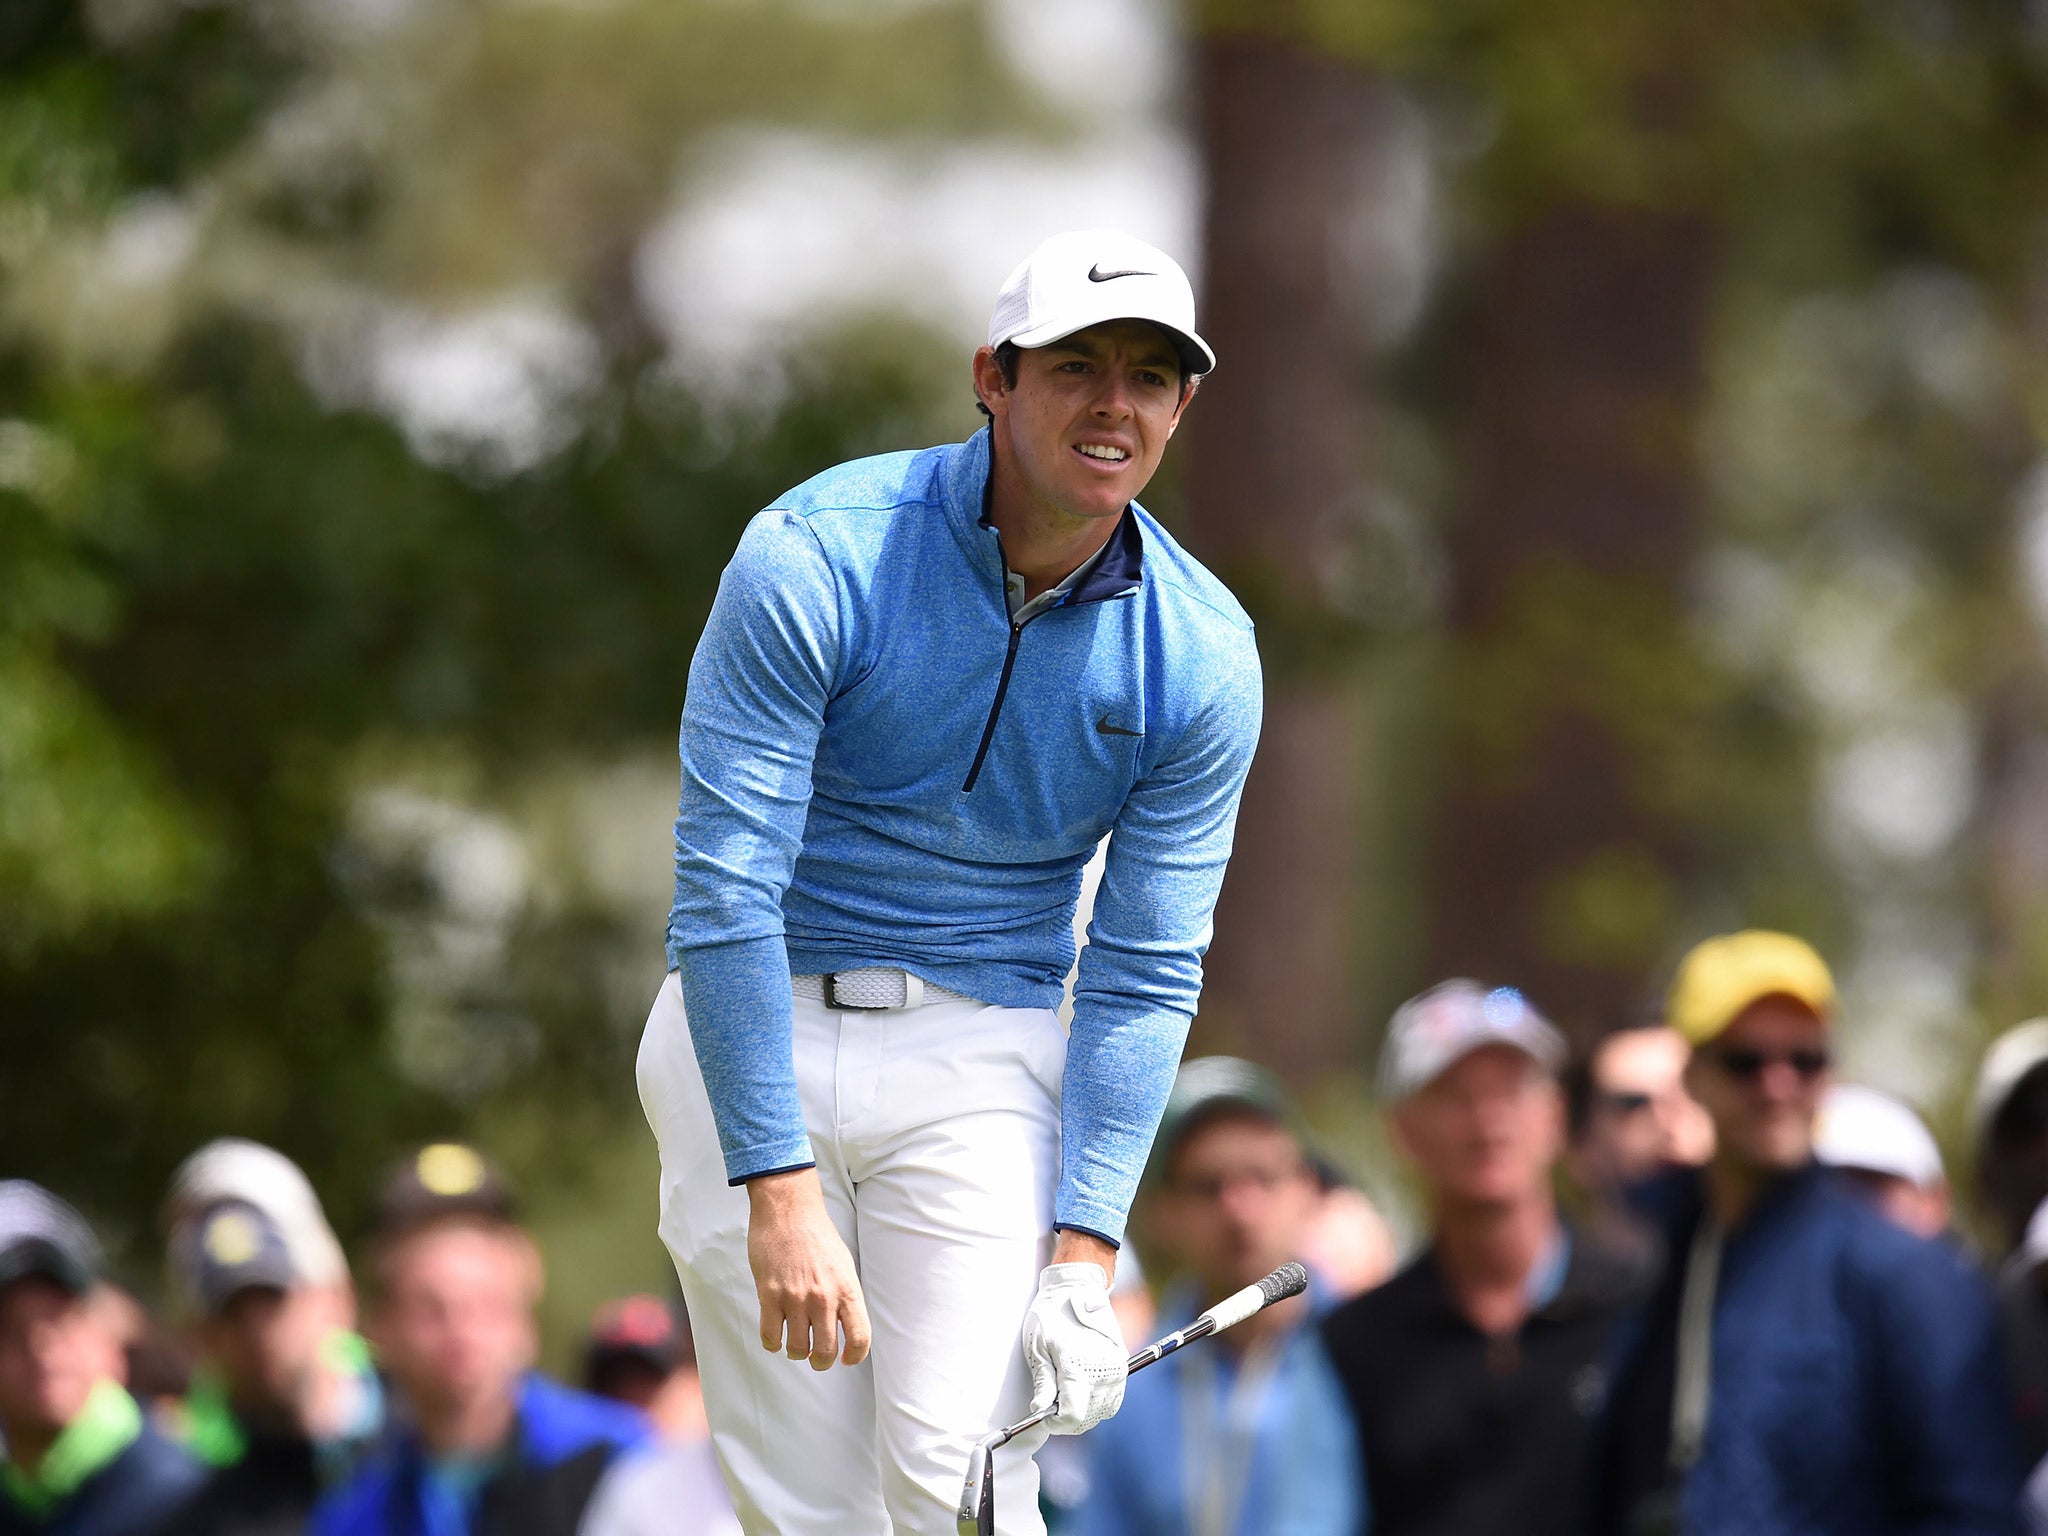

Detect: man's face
[1152,1115,1318,1299]
[198,1284,349,1426]
[1575,1027,1715,1193]
[0,1278,121,1442]
[974,319,1194,523]
[370,1224,536,1424]
[1686,996,1829,1176]
[1394,1046,1564,1210]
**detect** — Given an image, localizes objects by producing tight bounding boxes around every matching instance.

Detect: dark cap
[1146,1057,1302,1184]
[585,1294,691,1382]
[0,1181,102,1296]
[171,1200,301,1315]
[374,1143,517,1238]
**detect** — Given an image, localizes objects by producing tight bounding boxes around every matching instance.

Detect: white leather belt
[792,968,974,1010]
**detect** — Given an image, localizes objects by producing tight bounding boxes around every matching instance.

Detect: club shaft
[981,1314,1221,1450]
[960,1264,1307,1533]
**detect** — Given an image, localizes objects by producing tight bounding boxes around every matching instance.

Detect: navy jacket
[0,1424,206,1536]
[1591,1164,2022,1536]
[313,1374,648,1536]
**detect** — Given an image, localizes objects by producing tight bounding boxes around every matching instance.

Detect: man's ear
[971,344,1006,418]
[1166,375,1200,436]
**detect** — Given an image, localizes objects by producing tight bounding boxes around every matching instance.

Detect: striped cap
[0,1180,101,1295]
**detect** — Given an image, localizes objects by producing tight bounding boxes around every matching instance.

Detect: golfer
[637,228,1261,1535]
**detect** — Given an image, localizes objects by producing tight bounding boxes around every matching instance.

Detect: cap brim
[0,1241,93,1296]
[1006,311,1216,378]
[1389,1029,1567,1102]
[199,1262,301,1314]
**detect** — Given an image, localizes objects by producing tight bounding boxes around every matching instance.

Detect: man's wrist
[1050,1228,1118,1283]
[746,1165,824,1219]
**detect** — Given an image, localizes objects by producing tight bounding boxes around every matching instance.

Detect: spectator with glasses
[1590,931,2019,1536]
[1075,1057,1359,1536]
[1566,1019,1714,1258]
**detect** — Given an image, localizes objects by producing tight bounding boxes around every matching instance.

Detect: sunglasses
[1710,1045,1830,1081]
[1596,1090,1655,1118]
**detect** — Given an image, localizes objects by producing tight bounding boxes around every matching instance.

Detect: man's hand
[1021,1256,1127,1434]
[746,1169,871,1371]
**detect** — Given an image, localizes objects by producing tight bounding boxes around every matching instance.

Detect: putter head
[957,1436,995,1535]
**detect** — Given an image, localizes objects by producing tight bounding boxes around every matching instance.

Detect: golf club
[955,1260,1309,1535]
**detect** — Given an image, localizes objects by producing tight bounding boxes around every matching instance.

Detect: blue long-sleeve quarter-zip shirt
[664,426,1262,1243]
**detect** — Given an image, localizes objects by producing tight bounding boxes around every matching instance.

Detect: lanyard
[1669,1218,1723,1473]
[1180,1332,1285,1536]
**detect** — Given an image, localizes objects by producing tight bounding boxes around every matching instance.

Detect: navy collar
[941,426,1145,608]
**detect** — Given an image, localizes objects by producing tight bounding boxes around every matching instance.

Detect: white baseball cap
[1814,1084,1945,1190]
[2019,1195,2048,1272]
[165,1138,349,1291]
[1378,980,1567,1102]
[1974,1017,2048,1138]
[988,229,1216,377]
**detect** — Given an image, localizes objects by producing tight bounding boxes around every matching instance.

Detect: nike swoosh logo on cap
[1088,265,1154,282]
[1096,714,1141,737]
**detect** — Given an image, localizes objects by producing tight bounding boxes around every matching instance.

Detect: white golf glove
[1021,1261,1127,1435]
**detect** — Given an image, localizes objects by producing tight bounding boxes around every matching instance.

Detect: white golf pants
[636,972,1064,1535]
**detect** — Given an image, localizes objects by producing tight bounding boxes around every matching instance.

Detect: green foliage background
[10,0,2048,1333]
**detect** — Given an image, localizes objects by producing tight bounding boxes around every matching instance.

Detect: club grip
[1259,1261,1309,1306]
[1196,1261,1309,1334]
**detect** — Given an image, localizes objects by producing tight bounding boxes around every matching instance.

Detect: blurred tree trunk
[1424,205,1716,1036]
[1180,33,1389,1080]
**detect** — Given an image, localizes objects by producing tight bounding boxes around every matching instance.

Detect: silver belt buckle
[823,972,882,1010]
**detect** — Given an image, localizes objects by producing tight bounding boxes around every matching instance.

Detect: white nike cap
[988,229,1216,377]
[1378,980,1567,1102]
[1815,1084,1945,1190]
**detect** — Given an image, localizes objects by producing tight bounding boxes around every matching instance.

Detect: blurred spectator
[94,1286,194,1420]
[1977,1024,2048,1479]
[1978,1021,2048,1254]
[167,1188,385,1536]
[1591,932,2018,1536]
[1075,1057,1360,1536]
[576,1293,737,1536]
[1300,1159,1396,1304]
[1814,1083,1952,1239]
[313,1144,647,1536]
[1321,981,1640,1536]
[1566,1021,1713,1255]
[0,1181,205,1536]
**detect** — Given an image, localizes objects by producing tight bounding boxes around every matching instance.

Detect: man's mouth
[1073,442,1131,467]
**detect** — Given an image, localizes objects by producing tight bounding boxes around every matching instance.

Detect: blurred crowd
[0,1141,739,1536]
[13,928,2048,1535]
[1059,930,2048,1536]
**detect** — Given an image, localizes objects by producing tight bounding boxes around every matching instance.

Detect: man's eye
[1136,371,1167,387]
[1058,360,1090,373]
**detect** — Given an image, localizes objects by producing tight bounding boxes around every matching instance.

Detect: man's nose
[1755,1061,1808,1100]
[1090,371,1134,418]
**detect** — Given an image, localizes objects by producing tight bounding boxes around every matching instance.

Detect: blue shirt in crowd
[314,1373,647,1536]
[1076,1279,1361,1536]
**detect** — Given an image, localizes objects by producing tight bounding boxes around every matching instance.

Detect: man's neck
[1704,1153,1789,1229]
[0,1417,58,1477]
[1432,1190,1561,1337]
[415,1387,518,1461]
[985,433,1121,602]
